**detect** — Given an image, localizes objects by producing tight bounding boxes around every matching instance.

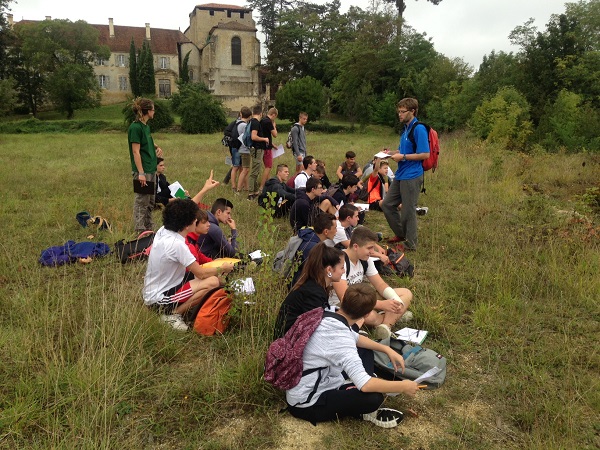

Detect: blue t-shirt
[395,118,429,180]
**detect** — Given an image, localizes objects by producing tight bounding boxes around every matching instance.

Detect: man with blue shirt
[381,98,430,251]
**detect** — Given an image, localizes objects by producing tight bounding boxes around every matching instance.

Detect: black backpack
[221,119,238,146]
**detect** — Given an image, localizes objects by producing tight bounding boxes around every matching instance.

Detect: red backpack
[193,288,233,336]
[265,308,340,391]
[408,122,440,173]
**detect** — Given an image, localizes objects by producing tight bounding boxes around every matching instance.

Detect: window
[227,11,231,18]
[159,57,169,70]
[188,69,194,81]
[240,12,245,19]
[158,79,171,98]
[98,75,110,89]
[96,57,108,66]
[209,10,214,16]
[116,54,127,67]
[119,76,128,91]
[231,37,241,66]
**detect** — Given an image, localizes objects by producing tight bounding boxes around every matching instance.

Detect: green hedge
[0,118,125,133]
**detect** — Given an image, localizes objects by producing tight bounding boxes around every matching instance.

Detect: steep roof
[12,19,191,55]
[92,24,192,55]
[195,3,252,12]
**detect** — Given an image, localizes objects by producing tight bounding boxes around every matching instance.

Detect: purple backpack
[264,307,329,390]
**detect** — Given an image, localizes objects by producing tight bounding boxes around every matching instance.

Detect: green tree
[0,0,14,79]
[537,89,600,152]
[470,86,533,150]
[179,50,191,84]
[129,37,140,97]
[0,77,16,114]
[266,1,346,87]
[275,76,325,122]
[171,82,227,133]
[247,0,292,50]
[138,40,155,96]
[13,19,109,118]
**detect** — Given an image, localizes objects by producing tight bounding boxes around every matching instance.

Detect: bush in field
[537,90,600,152]
[372,91,399,128]
[470,86,533,150]
[171,82,227,134]
[276,76,326,122]
[122,99,173,132]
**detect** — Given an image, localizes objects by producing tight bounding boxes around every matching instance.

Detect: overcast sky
[10,0,568,69]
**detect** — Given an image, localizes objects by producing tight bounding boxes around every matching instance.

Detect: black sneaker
[362,408,404,428]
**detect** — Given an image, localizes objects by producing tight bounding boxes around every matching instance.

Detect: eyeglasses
[397,109,409,114]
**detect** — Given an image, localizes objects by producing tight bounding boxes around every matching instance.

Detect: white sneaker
[416,206,429,216]
[399,311,414,323]
[373,323,392,340]
[160,314,189,332]
[362,408,404,428]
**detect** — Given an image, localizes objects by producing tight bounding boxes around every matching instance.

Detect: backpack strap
[344,252,369,278]
[406,121,429,194]
[293,310,350,407]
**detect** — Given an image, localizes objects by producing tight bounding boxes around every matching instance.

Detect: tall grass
[0,129,598,449]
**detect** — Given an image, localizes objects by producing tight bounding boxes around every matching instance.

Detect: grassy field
[0,127,599,449]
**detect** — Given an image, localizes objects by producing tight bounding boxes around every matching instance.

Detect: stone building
[184,3,261,110]
[8,4,262,111]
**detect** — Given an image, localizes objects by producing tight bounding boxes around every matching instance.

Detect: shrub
[372,92,398,128]
[170,82,227,134]
[275,76,326,122]
[469,87,533,150]
[537,90,600,153]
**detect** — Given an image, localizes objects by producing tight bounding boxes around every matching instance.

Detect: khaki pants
[133,172,156,233]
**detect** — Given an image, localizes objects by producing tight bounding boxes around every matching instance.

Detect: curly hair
[162,199,199,232]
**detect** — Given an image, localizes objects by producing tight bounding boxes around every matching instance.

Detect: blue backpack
[242,118,259,149]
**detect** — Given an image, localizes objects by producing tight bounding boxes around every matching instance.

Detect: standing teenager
[128,97,163,233]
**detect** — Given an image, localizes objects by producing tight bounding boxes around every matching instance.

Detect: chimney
[145,23,151,40]
[7,14,12,27]
[45,16,51,21]
[109,18,114,38]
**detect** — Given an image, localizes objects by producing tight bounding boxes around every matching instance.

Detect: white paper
[272,144,285,159]
[249,250,266,260]
[395,327,428,345]
[353,203,370,211]
[232,277,255,294]
[413,366,442,384]
[374,151,391,159]
[168,181,186,198]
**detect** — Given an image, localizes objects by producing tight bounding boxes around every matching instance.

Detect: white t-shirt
[329,256,378,306]
[333,220,351,246]
[294,171,309,189]
[143,226,196,305]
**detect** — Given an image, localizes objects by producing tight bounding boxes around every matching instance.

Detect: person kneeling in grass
[142,199,231,331]
[330,226,413,340]
[286,283,418,428]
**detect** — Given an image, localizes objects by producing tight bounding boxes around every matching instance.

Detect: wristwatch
[402,154,407,162]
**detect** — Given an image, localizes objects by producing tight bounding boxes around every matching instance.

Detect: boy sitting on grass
[142,199,230,332]
[330,226,413,340]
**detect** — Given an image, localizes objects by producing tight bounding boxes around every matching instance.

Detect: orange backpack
[193,288,233,336]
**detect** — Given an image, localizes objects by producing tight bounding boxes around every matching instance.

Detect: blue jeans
[381,176,422,250]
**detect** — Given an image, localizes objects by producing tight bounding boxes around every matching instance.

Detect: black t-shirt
[260,117,275,150]
[249,118,266,150]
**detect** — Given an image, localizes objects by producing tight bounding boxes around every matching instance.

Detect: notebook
[133,179,155,195]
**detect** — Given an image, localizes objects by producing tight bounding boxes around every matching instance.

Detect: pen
[416,329,420,338]
[418,385,427,389]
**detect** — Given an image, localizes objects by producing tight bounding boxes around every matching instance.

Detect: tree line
[1,0,599,151]
[261,0,599,152]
